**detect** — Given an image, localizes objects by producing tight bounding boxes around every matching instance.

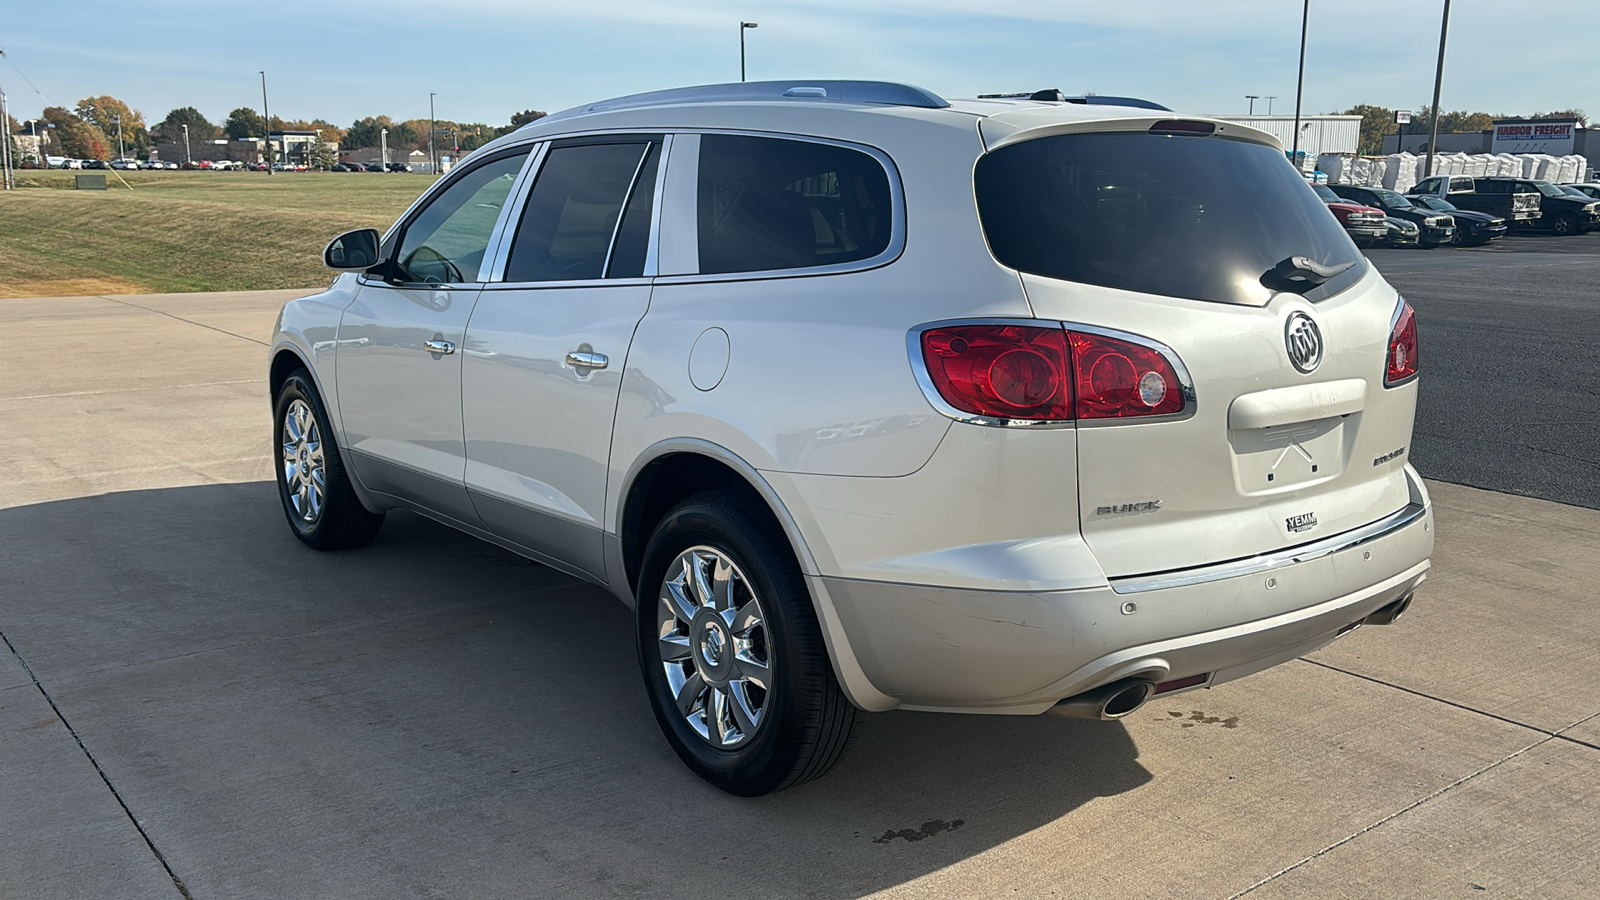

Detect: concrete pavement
[2,291,1596,899]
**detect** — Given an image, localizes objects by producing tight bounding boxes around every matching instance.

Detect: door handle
[423,339,456,355]
[566,351,609,370]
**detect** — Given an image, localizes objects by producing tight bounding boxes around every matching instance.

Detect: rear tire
[273,370,384,550]
[637,490,860,796]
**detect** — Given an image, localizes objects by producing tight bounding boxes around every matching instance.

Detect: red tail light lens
[1385,301,1419,386]
[920,324,1072,420]
[1068,331,1186,419]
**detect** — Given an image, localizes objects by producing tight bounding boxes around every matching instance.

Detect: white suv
[270,81,1433,795]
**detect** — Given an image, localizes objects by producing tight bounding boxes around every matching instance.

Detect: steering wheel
[402,246,465,284]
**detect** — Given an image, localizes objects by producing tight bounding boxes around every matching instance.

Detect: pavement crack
[0,627,195,900]
[1228,708,1600,899]
[96,295,268,347]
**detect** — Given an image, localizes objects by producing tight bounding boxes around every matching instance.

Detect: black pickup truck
[1471,177,1600,235]
[1411,175,1542,227]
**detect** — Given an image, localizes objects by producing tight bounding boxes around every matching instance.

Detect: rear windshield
[975,132,1364,305]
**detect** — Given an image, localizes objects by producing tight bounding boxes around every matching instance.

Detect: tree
[1340,104,1395,155]
[224,107,266,139]
[509,109,547,128]
[308,140,339,170]
[344,115,413,151]
[75,96,147,154]
[1531,109,1587,126]
[42,106,112,160]
[154,107,220,143]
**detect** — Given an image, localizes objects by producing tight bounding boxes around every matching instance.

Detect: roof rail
[976,89,1171,112]
[535,80,951,127]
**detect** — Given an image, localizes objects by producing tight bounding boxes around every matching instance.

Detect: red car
[1313,184,1387,246]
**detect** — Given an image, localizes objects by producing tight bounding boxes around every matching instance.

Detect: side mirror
[324,228,382,271]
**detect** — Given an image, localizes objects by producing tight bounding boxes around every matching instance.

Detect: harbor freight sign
[1491,119,1579,155]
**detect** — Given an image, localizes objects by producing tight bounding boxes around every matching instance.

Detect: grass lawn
[0,170,432,297]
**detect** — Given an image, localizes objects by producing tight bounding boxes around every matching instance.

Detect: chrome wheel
[656,546,772,749]
[280,398,325,525]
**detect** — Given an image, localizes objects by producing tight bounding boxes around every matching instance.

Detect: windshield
[1533,182,1568,198]
[975,133,1363,305]
[1373,190,1413,209]
[1415,196,1456,211]
[1313,184,1341,203]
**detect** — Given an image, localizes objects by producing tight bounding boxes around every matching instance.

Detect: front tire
[637,491,860,796]
[1550,212,1579,236]
[273,370,384,550]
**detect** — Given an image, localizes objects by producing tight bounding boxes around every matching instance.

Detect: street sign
[1395,110,1412,124]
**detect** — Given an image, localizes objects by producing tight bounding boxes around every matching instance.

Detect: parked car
[1384,216,1421,247]
[271,80,1432,795]
[1405,195,1507,245]
[1470,177,1599,235]
[1310,184,1388,246]
[1567,183,1600,201]
[385,162,411,173]
[81,159,110,170]
[365,163,385,172]
[1413,174,1541,227]
[1329,185,1454,247]
[54,157,82,169]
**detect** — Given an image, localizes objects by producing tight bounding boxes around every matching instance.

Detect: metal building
[1206,114,1362,169]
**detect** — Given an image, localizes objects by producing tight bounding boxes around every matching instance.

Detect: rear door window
[975,132,1364,305]
[505,140,658,283]
[697,134,893,275]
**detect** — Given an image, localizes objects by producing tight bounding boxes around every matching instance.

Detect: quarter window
[697,134,893,275]
[393,151,529,284]
[505,142,657,283]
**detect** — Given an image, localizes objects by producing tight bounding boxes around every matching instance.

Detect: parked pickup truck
[1412,175,1541,227]
[1311,183,1388,245]
[1469,177,1600,235]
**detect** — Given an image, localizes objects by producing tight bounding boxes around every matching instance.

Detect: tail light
[1384,301,1419,386]
[919,324,1072,421]
[916,323,1188,423]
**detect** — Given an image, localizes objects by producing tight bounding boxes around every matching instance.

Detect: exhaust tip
[1364,592,1414,626]
[1102,682,1155,718]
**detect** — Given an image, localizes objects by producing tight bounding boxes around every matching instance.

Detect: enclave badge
[1286,512,1318,533]
[1284,312,1323,374]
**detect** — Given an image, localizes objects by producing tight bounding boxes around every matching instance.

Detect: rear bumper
[818,483,1434,715]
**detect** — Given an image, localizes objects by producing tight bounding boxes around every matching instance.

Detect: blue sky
[3,1,1595,129]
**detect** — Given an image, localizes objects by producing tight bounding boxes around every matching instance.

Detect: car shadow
[0,482,1151,899]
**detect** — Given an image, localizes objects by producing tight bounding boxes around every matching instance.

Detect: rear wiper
[1261,256,1356,294]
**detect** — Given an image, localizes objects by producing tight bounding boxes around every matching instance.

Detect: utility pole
[0,48,12,190]
[1,88,13,190]
[1425,0,1452,180]
[429,92,437,176]
[740,22,758,82]
[259,70,274,175]
[1246,95,1259,115]
[1290,0,1310,172]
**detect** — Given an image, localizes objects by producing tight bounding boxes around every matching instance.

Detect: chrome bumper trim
[1109,501,1428,595]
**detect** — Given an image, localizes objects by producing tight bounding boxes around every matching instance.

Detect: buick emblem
[1284,312,1323,374]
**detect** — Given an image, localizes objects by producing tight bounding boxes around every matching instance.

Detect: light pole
[381,127,388,171]
[428,92,437,175]
[114,113,124,162]
[259,70,274,175]
[1290,0,1310,171]
[1266,96,1277,115]
[1246,95,1259,115]
[1424,0,1452,180]
[182,123,191,166]
[740,22,758,82]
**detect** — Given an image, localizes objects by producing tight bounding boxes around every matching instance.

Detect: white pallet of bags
[1495,154,1521,178]
[1383,154,1418,193]
[1350,157,1373,185]
[1558,156,1583,183]
[1366,157,1391,186]
[1534,156,1559,180]
[1465,155,1489,178]
[1319,154,1354,184]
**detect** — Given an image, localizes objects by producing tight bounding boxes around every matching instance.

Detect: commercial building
[1382,118,1596,177]
[1208,114,1362,169]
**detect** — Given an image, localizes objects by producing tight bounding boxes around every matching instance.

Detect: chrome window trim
[483,142,550,283]
[600,142,657,279]
[486,134,669,288]
[904,318,1196,429]
[650,128,907,285]
[1109,500,1428,595]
